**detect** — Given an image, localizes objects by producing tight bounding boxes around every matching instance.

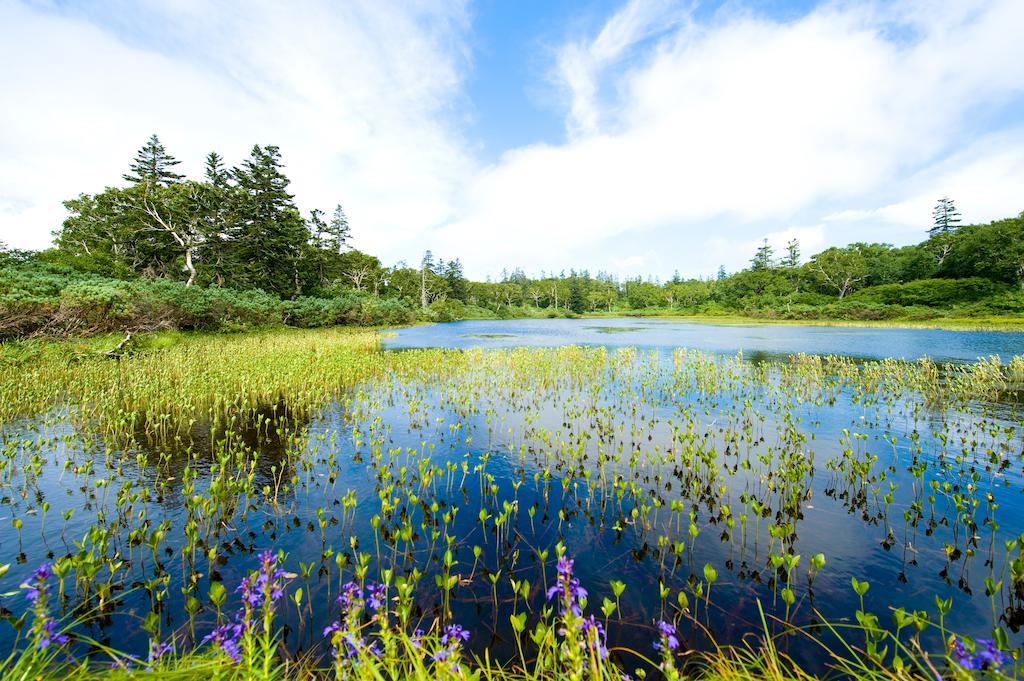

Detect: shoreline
[457,311,1024,333]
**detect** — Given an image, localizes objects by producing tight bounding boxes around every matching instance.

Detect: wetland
[2,320,1024,678]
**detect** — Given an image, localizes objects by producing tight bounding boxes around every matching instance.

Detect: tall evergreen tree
[420,250,434,308]
[204,151,228,188]
[227,145,310,297]
[444,259,468,301]
[326,205,351,253]
[930,197,962,235]
[750,239,775,270]
[567,276,586,313]
[123,134,184,186]
[783,239,800,267]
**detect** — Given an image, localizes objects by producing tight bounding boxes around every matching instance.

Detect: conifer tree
[750,239,774,270]
[326,205,351,253]
[204,151,228,188]
[123,134,184,186]
[227,145,309,296]
[444,259,468,301]
[783,239,800,267]
[930,197,962,235]
[420,250,434,308]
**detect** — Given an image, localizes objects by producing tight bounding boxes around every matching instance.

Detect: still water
[385,317,1024,363]
[2,319,1023,673]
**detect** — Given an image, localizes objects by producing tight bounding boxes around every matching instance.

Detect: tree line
[7,135,1024,330]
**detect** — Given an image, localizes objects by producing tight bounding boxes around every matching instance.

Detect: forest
[2,135,1023,338]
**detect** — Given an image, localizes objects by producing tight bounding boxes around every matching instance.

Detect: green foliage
[939,216,1024,287]
[32,132,1024,327]
[427,298,467,322]
[849,278,1005,307]
[123,133,184,186]
[0,260,413,338]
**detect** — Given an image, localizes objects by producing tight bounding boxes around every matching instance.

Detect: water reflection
[1,334,1022,674]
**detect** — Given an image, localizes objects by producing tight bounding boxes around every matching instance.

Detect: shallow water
[2,321,1024,673]
[385,317,1024,363]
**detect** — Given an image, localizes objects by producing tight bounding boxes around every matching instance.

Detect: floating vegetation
[1,327,1023,678]
[462,334,518,339]
[585,326,644,334]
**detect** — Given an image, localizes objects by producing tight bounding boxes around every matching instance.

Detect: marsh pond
[2,318,1024,674]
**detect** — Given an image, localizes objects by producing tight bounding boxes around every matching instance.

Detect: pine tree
[444,259,468,301]
[567,276,586,313]
[750,239,774,270]
[123,134,184,186]
[323,205,351,253]
[717,265,727,280]
[227,144,310,296]
[420,250,434,308]
[204,151,228,188]
[783,239,800,267]
[930,197,962,235]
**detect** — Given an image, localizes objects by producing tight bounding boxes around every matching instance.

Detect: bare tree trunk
[184,245,196,287]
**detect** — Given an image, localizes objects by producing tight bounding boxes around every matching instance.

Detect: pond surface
[2,322,1024,675]
[386,317,1024,363]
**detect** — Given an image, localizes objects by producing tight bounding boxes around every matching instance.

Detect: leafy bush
[848,278,1005,307]
[58,281,135,328]
[427,298,466,322]
[0,262,415,339]
[954,291,1024,316]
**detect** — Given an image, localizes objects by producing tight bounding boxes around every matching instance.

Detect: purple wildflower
[341,633,362,659]
[37,620,69,650]
[148,639,173,662]
[203,622,243,663]
[581,615,608,659]
[22,562,69,651]
[22,563,54,605]
[654,619,680,651]
[545,555,588,616]
[238,551,288,610]
[366,582,386,611]
[335,632,383,660]
[337,581,363,611]
[442,624,471,645]
[410,628,425,649]
[953,638,1010,671]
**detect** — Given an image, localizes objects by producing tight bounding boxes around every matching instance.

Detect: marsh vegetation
[1,325,1023,679]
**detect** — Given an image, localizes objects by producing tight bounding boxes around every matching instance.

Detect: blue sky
[1,0,1023,280]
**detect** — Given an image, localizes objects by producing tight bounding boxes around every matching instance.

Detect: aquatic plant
[0,327,1022,679]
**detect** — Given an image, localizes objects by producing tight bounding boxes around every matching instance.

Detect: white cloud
[433,0,1024,278]
[0,0,473,259]
[1,0,1023,280]
[611,254,648,272]
[556,0,689,138]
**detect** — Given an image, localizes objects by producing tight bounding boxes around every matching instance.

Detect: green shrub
[0,261,416,338]
[58,281,135,328]
[427,299,466,323]
[848,278,1005,307]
